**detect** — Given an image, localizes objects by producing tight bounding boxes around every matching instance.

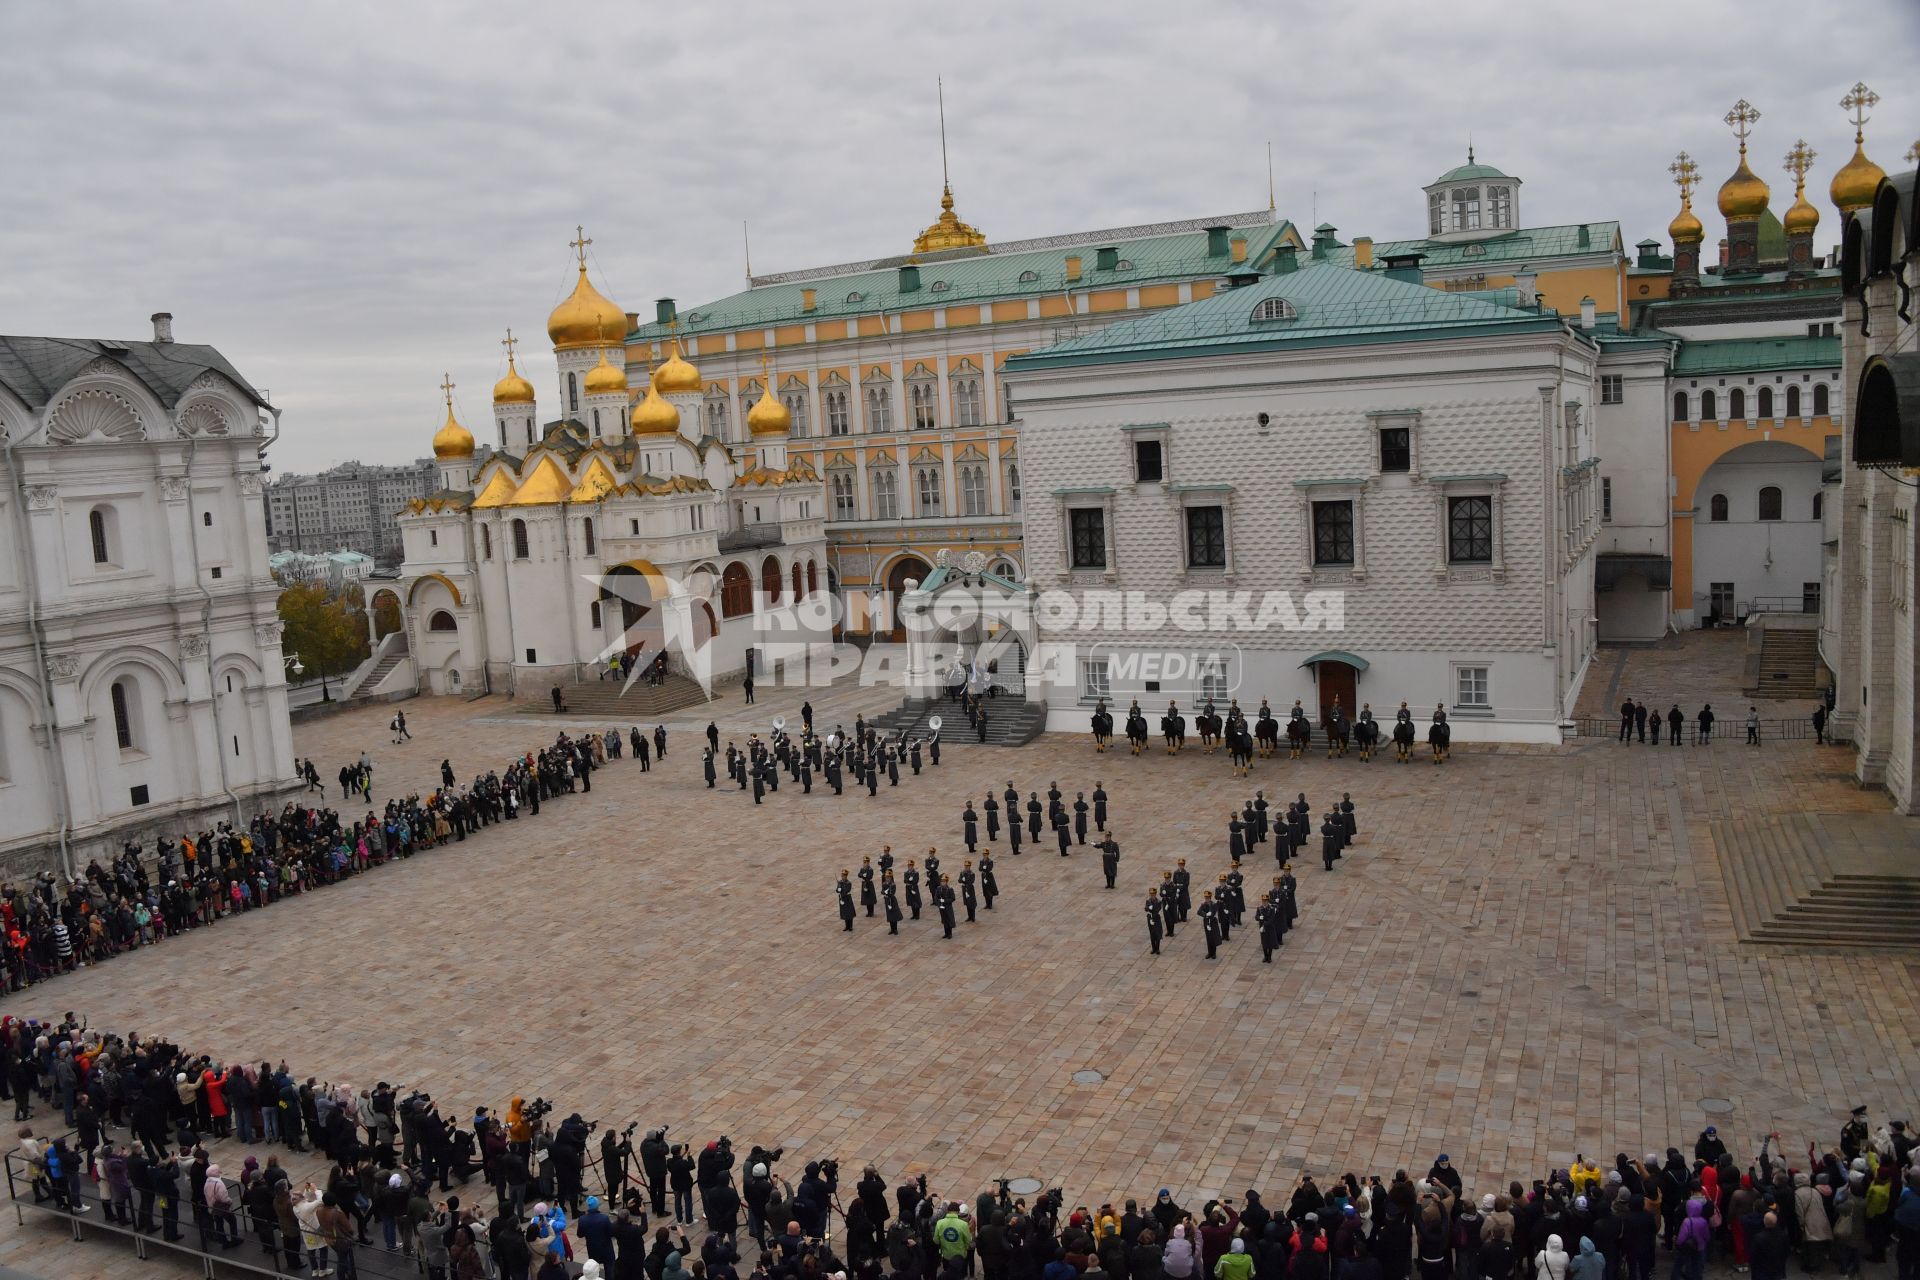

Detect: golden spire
[1716,99,1769,220]
[547,226,627,351]
[1830,81,1886,213]
[492,328,535,405]
[1668,151,1704,243]
[572,224,592,269]
[1782,140,1820,235]
[911,78,986,255]
[432,373,475,459]
[746,352,791,436]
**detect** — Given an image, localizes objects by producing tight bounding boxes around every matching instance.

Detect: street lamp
[284,651,331,702]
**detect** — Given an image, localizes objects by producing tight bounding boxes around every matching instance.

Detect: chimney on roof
[802,287,817,313]
[1204,225,1231,257]
[625,311,639,332]
[151,312,174,344]
[655,298,678,325]
[1065,254,1083,282]
[1229,235,1248,264]
[898,263,922,293]
[1272,245,1299,274]
[1579,296,1597,330]
[1513,269,1537,307]
[1353,237,1374,269]
[1381,252,1425,285]
[1095,245,1119,271]
[1577,224,1591,249]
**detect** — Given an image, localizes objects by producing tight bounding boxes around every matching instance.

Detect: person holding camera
[667,1144,697,1225]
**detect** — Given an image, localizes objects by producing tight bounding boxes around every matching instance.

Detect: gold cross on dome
[1724,100,1760,151]
[440,373,455,408]
[570,225,593,269]
[1783,140,1816,187]
[501,329,519,362]
[1669,151,1700,200]
[1841,82,1878,139]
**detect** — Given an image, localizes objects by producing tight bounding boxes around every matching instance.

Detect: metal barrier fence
[4,1146,502,1279]
[1569,716,1817,744]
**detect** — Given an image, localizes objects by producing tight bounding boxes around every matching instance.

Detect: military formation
[836,841,1002,940]
[703,700,942,803]
[1093,696,1452,765]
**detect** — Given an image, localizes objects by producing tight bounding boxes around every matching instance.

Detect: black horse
[1392,718,1416,762]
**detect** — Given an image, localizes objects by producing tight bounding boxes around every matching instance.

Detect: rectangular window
[1199,659,1228,702]
[916,467,943,517]
[1801,582,1821,614]
[832,474,856,520]
[110,681,133,750]
[209,566,222,580]
[1601,477,1612,523]
[1312,500,1355,566]
[1080,657,1111,700]
[1378,428,1411,473]
[1184,505,1226,568]
[1069,508,1107,570]
[1006,465,1021,515]
[1133,439,1164,483]
[1600,375,1623,405]
[1709,582,1735,620]
[129,784,150,807]
[1455,665,1490,709]
[525,648,538,664]
[1447,496,1494,564]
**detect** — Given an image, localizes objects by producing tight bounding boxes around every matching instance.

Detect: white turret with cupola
[1422,148,1522,241]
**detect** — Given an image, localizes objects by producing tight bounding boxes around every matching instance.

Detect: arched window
[1729,388,1745,420]
[1811,492,1824,520]
[826,390,849,435]
[807,561,818,596]
[910,382,938,430]
[1757,486,1782,521]
[481,524,492,559]
[961,464,987,516]
[1451,186,1481,231]
[1487,185,1513,228]
[1813,383,1830,415]
[1672,391,1688,422]
[428,610,457,631]
[991,560,1020,582]
[1251,297,1297,323]
[792,562,804,601]
[109,678,135,750]
[706,391,730,435]
[88,507,113,565]
[582,517,596,556]
[589,600,602,630]
[1018,270,1039,283]
[591,408,601,438]
[760,555,783,604]
[568,372,579,414]
[1005,462,1021,515]
[1786,384,1802,417]
[511,518,530,559]
[1758,386,1773,418]
[782,392,809,436]
[720,562,752,618]
[870,470,899,520]
[866,386,892,432]
[953,378,982,427]
[1701,390,1717,420]
[915,466,943,517]
[1709,494,1729,522]
[830,471,856,520]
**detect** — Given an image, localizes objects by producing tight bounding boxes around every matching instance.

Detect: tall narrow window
[1709,494,1728,522]
[89,508,111,565]
[1451,186,1480,231]
[1312,501,1355,566]
[1069,508,1107,570]
[954,379,982,427]
[1813,383,1829,415]
[1758,386,1773,418]
[568,372,579,414]
[512,518,530,558]
[827,391,849,435]
[783,392,809,436]
[582,517,596,555]
[1005,464,1021,515]
[871,471,899,521]
[1672,391,1689,422]
[1185,505,1227,568]
[1601,477,1613,523]
[961,465,987,516]
[910,382,938,430]
[1757,486,1782,521]
[110,679,134,750]
[1446,496,1493,563]
[1378,428,1411,473]
[1730,388,1746,420]
[1786,384,1801,417]
[481,525,492,559]
[1701,390,1717,420]
[831,472,856,520]
[915,466,943,517]
[1487,185,1512,228]
[867,387,893,432]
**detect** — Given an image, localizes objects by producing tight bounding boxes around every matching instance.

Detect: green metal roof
[1670,335,1841,376]
[1298,650,1370,671]
[1004,263,1561,370]
[630,215,1298,340]
[1321,222,1622,272]
[1434,161,1512,184]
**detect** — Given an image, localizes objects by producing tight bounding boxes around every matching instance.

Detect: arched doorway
[368,587,404,642]
[1300,651,1367,726]
[883,555,931,642]
[603,563,664,660]
[761,554,783,605]
[1688,440,1823,624]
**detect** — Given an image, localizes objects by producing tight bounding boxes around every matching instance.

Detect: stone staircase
[516,671,712,719]
[869,693,1049,747]
[1710,812,1920,949]
[1751,627,1821,698]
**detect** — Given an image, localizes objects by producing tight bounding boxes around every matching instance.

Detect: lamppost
[284,652,324,702]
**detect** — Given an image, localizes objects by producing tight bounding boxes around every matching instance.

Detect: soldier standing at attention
[1321,813,1341,871]
[837,872,856,932]
[1100,833,1121,889]
[1172,859,1193,923]
[1159,873,1179,937]
[858,857,878,917]
[1228,811,1247,862]
[1255,898,1277,964]
[1199,891,1222,960]
[904,861,923,921]
[979,852,998,910]
[1145,892,1164,955]
[1092,782,1108,831]
[702,748,717,789]
[963,802,979,854]
[959,861,979,922]
[1026,793,1043,843]
[983,793,1001,842]
[882,874,902,936]
[924,848,942,890]
[1213,874,1234,941]
[936,875,957,939]
[1073,793,1090,845]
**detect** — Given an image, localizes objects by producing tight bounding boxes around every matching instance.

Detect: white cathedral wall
[1011,332,1589,742]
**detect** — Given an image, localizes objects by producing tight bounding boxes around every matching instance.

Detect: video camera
[526,1097,554,1124]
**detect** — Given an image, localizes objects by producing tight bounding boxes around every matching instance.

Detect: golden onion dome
[492,356,535,405]
[432,403,475,459]
[1717,154,1770,220]
[584,350,629,397]
[1783,189,1820,236]
[1669,198,1704,244]
[652,342,702,395]
[1829,142,1886,213]
[747,382,791,436]
[630,383,681,436]
[547,266,628,352]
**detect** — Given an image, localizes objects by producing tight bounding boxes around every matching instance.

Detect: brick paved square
[2,641,1914,1278]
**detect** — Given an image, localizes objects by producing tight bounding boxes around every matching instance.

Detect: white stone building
[0,318,297,875]
[374,246,831,700]
[1003,254,1603,743]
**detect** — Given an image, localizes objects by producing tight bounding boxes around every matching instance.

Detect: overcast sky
[2,1,1914,473]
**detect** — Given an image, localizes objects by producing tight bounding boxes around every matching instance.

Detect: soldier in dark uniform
[924,848,941,888]
[1253,790,1270,845]
[908,738,923,775]
[882,874,902,935]
[858,857,878,916]
[963,802,979,853]
[1279,863,1299,933]
[837,871,855,932]
[1145,892,1164,954]
[983,793,1000,842]
[878,845,895,876]
[826,748,843,795]
[1073,793,1090,844]
[654,725,667,759]
[1228,810,1247,861]
[1227,860,1246,926]
[927,726,940,765]
[1213,875,1234,940]
[1198,700,1217,754]
[1026,793,1043,842]
[904,861,923,920]
[1007,811,1022,855]
[751,759,766,805]
[799,750,813,793]
[936,876,957,939]
[1002,781,1019,821]
[1099,833,1121,889]
[1255,899,1277,963]
[1091,699,1112,753]
[1126,701,1149,754]
[865,754,879,796]
[886,744,900,787]
[1841,1107,1870,1160]
[1046,780,1063,814]
[1256,700,1279,758]
[1092,782,1108,830]
[1320,814,1340,871]
[1172,859,1192,923]
[1340,793,1357,843]
[706,720,720,753]
[958,861,978,922]
[979,852,997,910]
[1356,703,1378,761]
[1198,891,1222,959]
[1054,809,1071,856]
[703,748,717,789]
[1158,873,1179,936]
